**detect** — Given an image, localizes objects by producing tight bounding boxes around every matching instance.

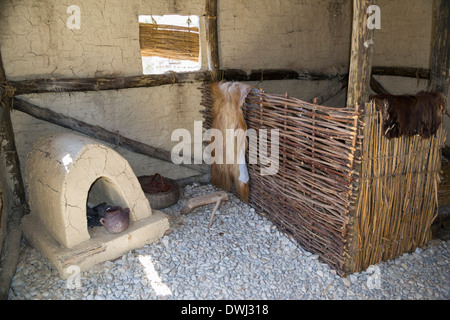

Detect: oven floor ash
[8,184,450,300]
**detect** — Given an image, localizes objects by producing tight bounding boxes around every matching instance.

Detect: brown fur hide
[370,91,446,139]
[210,81,254,202]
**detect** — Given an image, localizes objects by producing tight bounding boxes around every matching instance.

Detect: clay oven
[22,133,170,279]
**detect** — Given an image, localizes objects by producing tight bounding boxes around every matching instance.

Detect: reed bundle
[139,23,199,62]
[199,82,446,276]
[349,102,446,273]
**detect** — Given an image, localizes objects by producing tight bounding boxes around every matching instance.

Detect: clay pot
[100,206,130,234]
[138,174,180,209]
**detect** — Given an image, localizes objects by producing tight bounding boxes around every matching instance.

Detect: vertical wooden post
[0,51,28,300]
[205,0,220,82]
[429,0,450,94]
[429,0,450,224]
[344,0,376,275]
[346,0,376,109]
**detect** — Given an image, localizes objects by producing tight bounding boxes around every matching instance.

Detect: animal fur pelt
[209,81,254,202]
[370,91,446,139]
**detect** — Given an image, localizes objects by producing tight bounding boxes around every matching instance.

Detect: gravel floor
[7,183,450,300]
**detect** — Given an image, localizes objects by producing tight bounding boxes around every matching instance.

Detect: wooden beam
[205,0,220,82]
[0,51,29,300]
[371,66,430,79]
[368,3,449,237]
[9,67,423,96]
[175,172,211,188]
[344,0,376,276]
[9,69,348,95]
[346,0,376,109]
[310,74,349,105]
[430,0,450,239]
[10,71,210,96]
[12,98,209,174]
[429,0,450,94]
[370,75,390,95]
[221,69,346,82]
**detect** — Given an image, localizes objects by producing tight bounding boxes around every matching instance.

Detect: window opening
[139,15,200,74]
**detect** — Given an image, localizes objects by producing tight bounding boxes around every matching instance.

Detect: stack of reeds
[347,101,446,274]
[139,23,199,62]
[199,82,446,276]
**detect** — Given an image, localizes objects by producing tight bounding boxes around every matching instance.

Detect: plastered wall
[0,0,208,183]
[0,0,206,79]
[0,0,448,243]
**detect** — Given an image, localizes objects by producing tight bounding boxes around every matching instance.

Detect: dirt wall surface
[219,0,351,72]
[0,0,206,79]
[0,0,448,200]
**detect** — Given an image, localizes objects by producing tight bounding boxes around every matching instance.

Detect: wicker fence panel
[200,83,362,274]
[199,82,445,275]
[244,91,362,274]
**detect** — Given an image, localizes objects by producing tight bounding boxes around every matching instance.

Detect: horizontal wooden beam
[13,98,209,174]
[371,66,430,79]
[220,69,346,82]
[9,71,210,95]
[176,172,211,188]
[7,66,431,96]
[9,69,344,95]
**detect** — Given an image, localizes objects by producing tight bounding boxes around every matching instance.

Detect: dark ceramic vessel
[100,206,130,234]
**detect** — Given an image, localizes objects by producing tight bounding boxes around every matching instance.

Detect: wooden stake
[428,0,449,238]
[346,0,376,109]
[344,0,376,275]
[429,0,450,94]
[0,51,29,300]
[205,0,220,82]
[180,191,228,215]
[175,172,211,188]
[208,199,223,228]
[12,98,209,174]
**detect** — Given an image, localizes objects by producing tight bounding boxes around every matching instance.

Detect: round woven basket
[138,174,180,210]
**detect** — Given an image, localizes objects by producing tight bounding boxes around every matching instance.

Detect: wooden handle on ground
[180,191,228,215]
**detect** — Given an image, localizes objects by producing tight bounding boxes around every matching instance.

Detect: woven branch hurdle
[199,82,446,276]
[139,23,199,61]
